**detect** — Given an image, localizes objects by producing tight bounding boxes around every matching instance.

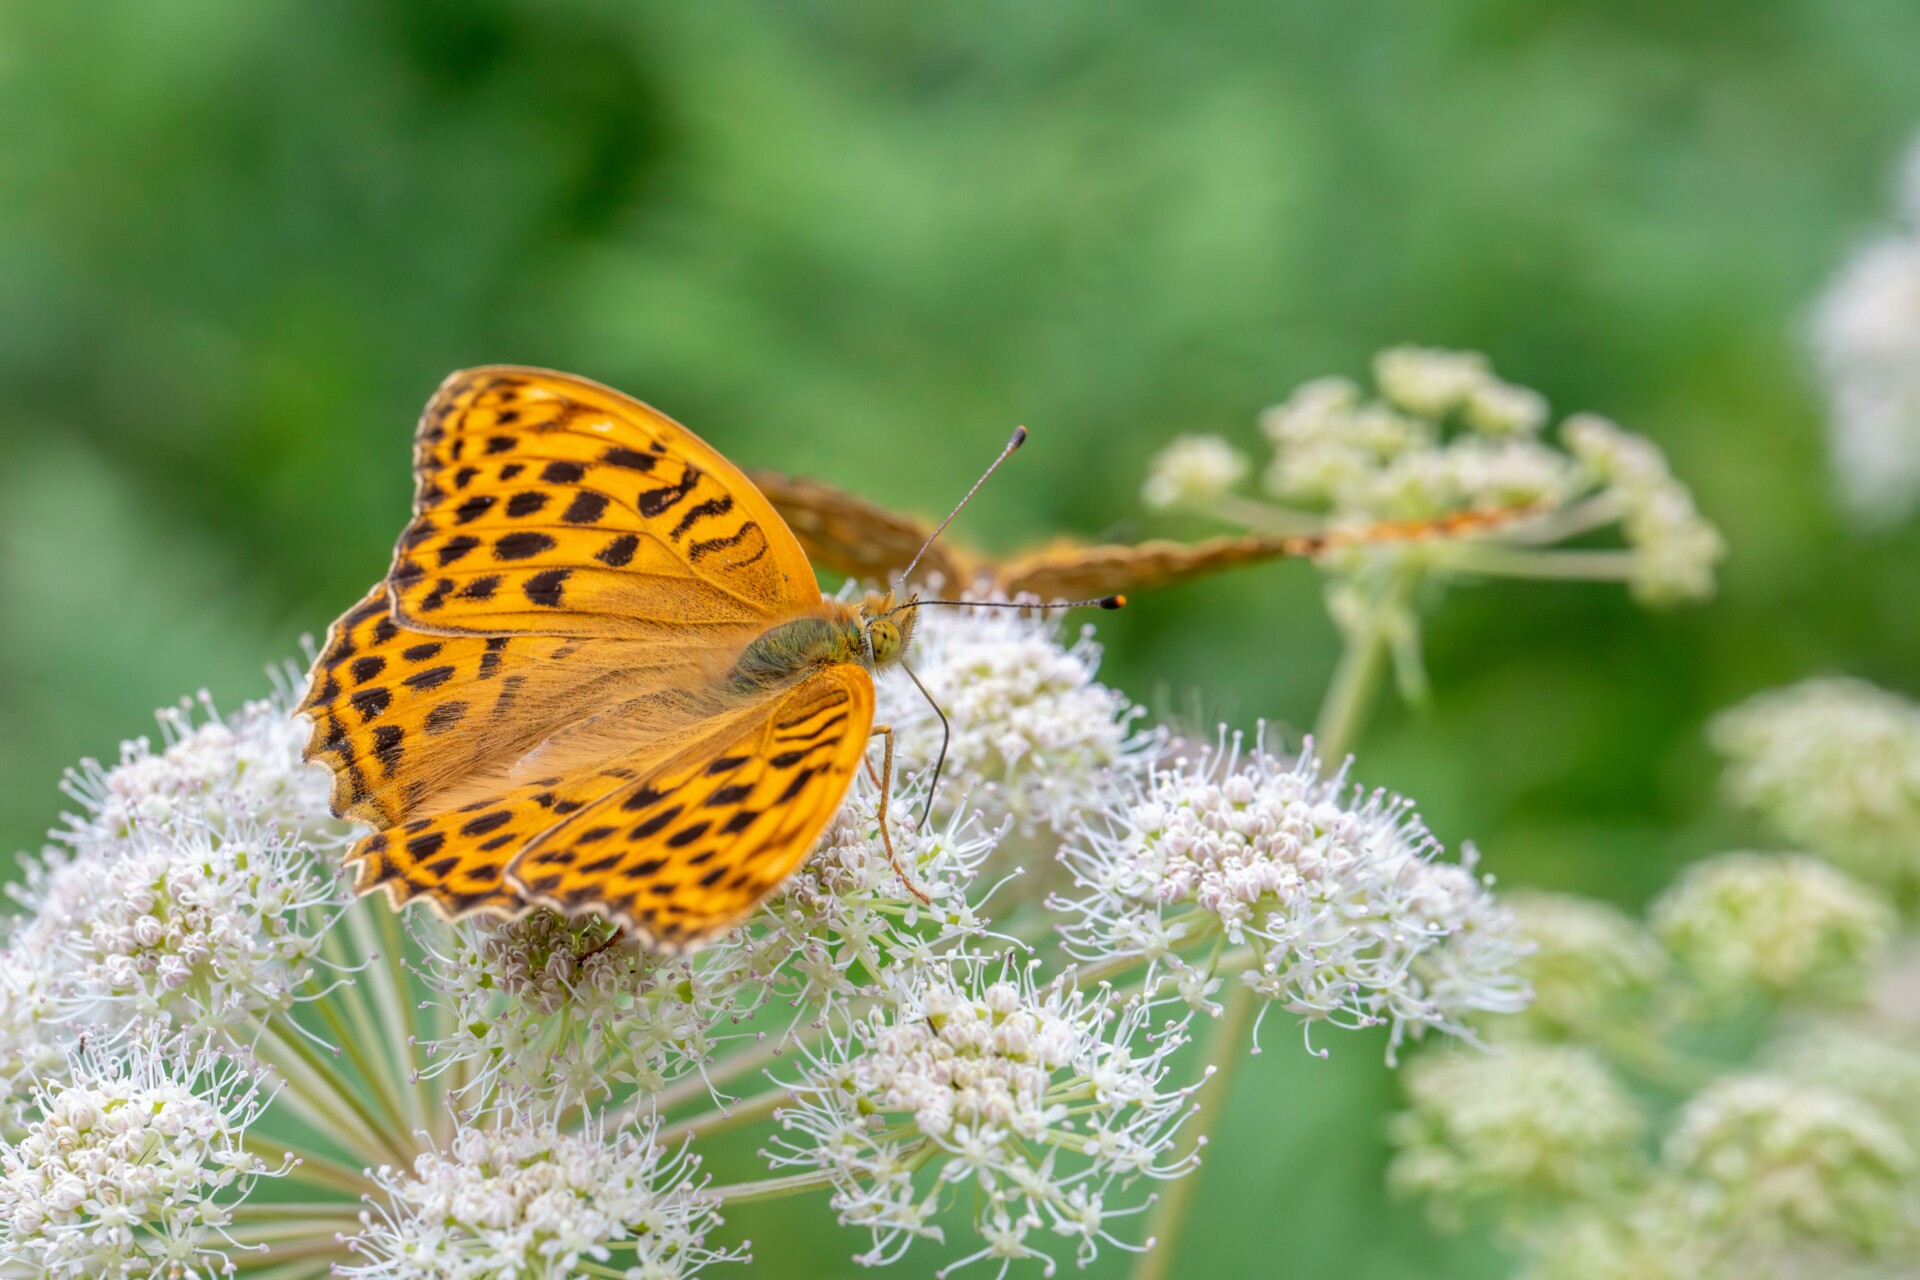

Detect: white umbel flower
[1560,414,1725,606]
[1052,734,1528,1058]
[415,910,744,1101]
[0,955,62,1125]
[1811,133,1920,524]
[769,958,1197,1275]
[1374,347,1493,420]
[0,1034,284,1280]
[59,683,335,850]
[1650,853,1893,1004]
[1666,1075,1915,1252]
[342,1109,742,1280]
[881,602,1152,835]
[1499,890,1668,1040]
[1711,677,1920,891]
[14,819,344,1039]
[765,775,1002,1008]
[1388,1043,1645,1223]
[1140,435,1249,510]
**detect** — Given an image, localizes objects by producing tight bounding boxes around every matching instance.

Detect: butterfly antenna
[898,660,949,831]
[886,594,1126,618]
[899,425,1028,587]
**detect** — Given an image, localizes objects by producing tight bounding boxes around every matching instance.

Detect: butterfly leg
[576,926,627,972]
[870,725,931,906]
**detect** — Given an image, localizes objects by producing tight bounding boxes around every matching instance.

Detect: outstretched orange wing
[301,368,845,933]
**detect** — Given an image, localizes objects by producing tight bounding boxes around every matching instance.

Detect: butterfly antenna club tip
[1009,425,1028,449]
[1100,594,1126,610]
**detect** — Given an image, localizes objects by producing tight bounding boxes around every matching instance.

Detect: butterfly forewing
[394,369,819,635]
[507,665,875,951]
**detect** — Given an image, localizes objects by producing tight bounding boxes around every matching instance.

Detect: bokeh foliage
[3,2,1920,1276]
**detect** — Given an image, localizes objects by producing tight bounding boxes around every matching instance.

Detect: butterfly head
[858,590,918,669]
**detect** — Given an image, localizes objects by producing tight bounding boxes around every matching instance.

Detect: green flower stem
[708,1167,844,1205]
[1131,981,1256,1280]
[710,1142,936,1209]
[1312,598,1395,766]
[1504,491,1624,545]
[651,1030,807,1115]
[244,1262,336,1280]
[1211,496,1324,536]
[658,1082,791,1145]
[305,949,413,1147]
[245,1131,369,1199]
[1448,544,1637,582]
[257,1019,413,1170]
[367,899,438,1137]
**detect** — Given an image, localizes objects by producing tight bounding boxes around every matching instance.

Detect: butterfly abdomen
[727,615,865,692]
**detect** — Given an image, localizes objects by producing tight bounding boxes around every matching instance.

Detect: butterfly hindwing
[507,664,876,951]
[393,368,820,636]
[341,764,638,920]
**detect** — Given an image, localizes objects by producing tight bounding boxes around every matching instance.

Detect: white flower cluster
[1666,1074,1915,1252]
[879,602,1154,837]
[1141,435,1250,510]
[1559,414,1725,606]
[1811,132,1920,524]
[764,776,1001,1006]
[0,1035,284,1279]
[1650,852,1893,1005]
[416,911,758,1102]
[1140,347,1724,608]
[342,1110,741,1280]
[1388,1042,1644,1223]
[1053,735,1528,1058]
[769,958,1197,1275]
[1497,890,1667,1040]
[13,820,340,1038]
[59,683,334,846]
[1711,676,1920,892]
[2,682,346,1109]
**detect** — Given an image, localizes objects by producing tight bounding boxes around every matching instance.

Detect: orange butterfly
[298,367,1097,951]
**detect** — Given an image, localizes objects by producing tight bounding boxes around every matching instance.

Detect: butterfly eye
[869,620,901,665]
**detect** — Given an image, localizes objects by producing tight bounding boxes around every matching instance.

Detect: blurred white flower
[1561,414,1725,606]
[1711,677,1920,891]
[1650,853,1893,1005]
[1666,1075,1915,1252]
[342,1108,741,1279]
[1772,1018,1920,1152]
[1517,1192,1722,1280]
[1388,1043,1645,1224]
[1051,734,1528,1058]
[1141,434,1250,510]
[882,602,1153,835]
[1374,346,1493,420]
[769,957,1196,1274]
[1463,377,1550,435]
[1810,133,1920,524]
[0,1034,285,1280]
[1237,352,1725,608]
[0,954,63,1127]
[1499,890,1668,1040]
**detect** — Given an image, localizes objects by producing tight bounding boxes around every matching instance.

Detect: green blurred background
[5,2,1920,1275]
